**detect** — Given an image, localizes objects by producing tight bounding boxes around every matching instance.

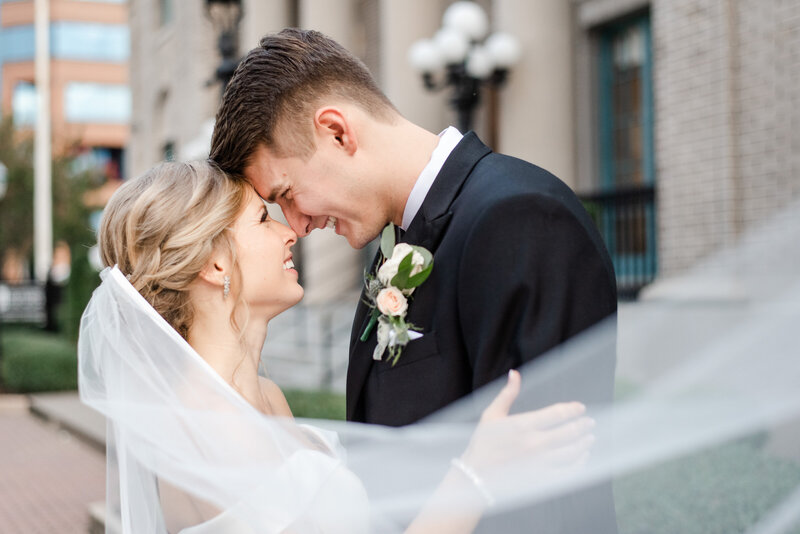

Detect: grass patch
[1,326,78,393]
[284,388,346,420]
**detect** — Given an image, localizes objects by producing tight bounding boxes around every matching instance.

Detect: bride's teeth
[283,259,295,270]
[326,216,337,229]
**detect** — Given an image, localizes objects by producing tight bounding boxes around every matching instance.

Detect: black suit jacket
[348,133,616,423]
[347,133,618,533]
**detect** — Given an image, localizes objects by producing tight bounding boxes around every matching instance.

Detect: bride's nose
[280,222,298,246]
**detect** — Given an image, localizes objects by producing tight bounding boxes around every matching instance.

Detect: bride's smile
[227,188,303,318]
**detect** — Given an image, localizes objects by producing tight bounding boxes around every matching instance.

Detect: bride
[78,160,595,533]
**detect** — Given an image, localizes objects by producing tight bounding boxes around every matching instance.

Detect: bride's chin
[288,288,304,308]
[268,290,305,316]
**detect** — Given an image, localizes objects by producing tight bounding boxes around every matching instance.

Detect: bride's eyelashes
[260,208,270,224]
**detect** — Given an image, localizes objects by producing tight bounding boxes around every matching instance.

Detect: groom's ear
[314,107,357,156]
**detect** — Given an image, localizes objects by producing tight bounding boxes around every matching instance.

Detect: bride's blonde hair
[99,161,249,339]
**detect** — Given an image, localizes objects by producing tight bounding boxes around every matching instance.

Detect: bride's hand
[459,370,595,478]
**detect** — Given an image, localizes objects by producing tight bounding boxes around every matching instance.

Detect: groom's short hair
[210,28,396,178]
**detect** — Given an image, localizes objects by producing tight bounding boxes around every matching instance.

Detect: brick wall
[654,0,800,275]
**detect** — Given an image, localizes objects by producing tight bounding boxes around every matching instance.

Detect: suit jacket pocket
[376,330,440,373]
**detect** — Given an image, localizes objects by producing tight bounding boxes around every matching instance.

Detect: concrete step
[29,391,106,451]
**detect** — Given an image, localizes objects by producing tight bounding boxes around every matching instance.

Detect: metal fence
[580,185,657,300]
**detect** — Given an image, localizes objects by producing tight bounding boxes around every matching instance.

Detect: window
[0,25,36,62]
[64,83,131,124]
[71,147,125,180]
[159,0,174,27]
[596,13,657,296]
[12,82,37,126]
[51,22,129,62]
[163,141,175,162]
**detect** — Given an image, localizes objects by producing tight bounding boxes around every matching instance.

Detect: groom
[210,29,617,531]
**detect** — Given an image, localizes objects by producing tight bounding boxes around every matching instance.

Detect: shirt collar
[401,126,464,230]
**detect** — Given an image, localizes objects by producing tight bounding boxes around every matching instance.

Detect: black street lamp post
[409,1,520,133]
[205,0,243,95]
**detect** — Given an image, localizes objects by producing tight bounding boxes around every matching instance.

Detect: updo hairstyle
[98,161,249,338]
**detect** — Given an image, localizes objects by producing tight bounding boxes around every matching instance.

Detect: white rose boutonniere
[377,243,426,294]
[361,224,433,366]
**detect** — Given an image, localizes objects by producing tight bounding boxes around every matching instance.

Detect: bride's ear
[314,107,357,156]
[197,256,229,290]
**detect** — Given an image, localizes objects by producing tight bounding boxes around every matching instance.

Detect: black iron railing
[580,185,657,300]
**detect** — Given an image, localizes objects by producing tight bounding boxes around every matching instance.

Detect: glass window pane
[12,82,37,126]
[64,82,131,124]
[51,22,129,62]
[159,0,174,26]
[0,25,35,62]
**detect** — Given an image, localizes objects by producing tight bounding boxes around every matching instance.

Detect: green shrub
[284,389,346,420]
[0,327,77,392]
[62,248,101,342]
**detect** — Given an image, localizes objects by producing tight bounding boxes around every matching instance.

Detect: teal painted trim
[598,32,614,193]
[596,11,658,281]
[641,17,655,187]
[641,17,658,272]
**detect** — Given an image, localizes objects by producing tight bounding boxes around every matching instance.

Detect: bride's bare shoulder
[258,377,293,417]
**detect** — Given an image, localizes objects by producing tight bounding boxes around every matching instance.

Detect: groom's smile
[243,141,391,250]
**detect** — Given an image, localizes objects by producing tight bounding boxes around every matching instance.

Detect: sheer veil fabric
[79,200,800,533]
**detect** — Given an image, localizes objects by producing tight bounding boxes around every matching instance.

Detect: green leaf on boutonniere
[380,223,396,259]
[390,252,415,288]
[406,261,433,288]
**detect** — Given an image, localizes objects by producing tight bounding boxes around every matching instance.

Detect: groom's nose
[281,206,312,237]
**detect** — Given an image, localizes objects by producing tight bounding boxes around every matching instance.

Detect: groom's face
[244,143,386,249]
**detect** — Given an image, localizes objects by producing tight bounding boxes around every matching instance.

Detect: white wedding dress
[179,426,370,534]
[79,267,378,533]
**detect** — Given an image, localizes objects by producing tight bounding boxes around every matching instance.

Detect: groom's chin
[348,237,368,250]
[344,229,377,250]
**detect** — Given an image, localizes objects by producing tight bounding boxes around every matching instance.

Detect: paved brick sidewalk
[0,396,105,533]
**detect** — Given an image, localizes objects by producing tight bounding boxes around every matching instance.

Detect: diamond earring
[223,276,230,298]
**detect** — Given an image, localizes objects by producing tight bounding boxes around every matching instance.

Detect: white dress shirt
[401,126,464,231]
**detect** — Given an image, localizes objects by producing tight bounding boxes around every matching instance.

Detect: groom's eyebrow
[265,186,282,203]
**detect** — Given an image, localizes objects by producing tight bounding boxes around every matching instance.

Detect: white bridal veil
[78,199,800,534]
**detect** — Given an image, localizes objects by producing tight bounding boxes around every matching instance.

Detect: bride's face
[231,189,303,316]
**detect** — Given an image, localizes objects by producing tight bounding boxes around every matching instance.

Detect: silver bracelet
[451,457,495,507]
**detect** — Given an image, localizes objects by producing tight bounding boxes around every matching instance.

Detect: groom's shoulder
[463,151,578,207]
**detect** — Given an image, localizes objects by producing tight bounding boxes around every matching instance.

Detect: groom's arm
[456,193,617,396]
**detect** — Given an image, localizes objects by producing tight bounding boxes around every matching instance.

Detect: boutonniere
[360,223,434,366]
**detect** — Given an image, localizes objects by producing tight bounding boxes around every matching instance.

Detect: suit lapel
[403,132,491,247]
[346,132,492,421]
[346,248,382,420]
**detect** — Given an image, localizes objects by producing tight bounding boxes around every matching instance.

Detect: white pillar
[294,0,363,305]
[34,0,52,282]
[379,0,445,132]
[300,0,358,51]
[241,0,290,51]
[493,0,576,187]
